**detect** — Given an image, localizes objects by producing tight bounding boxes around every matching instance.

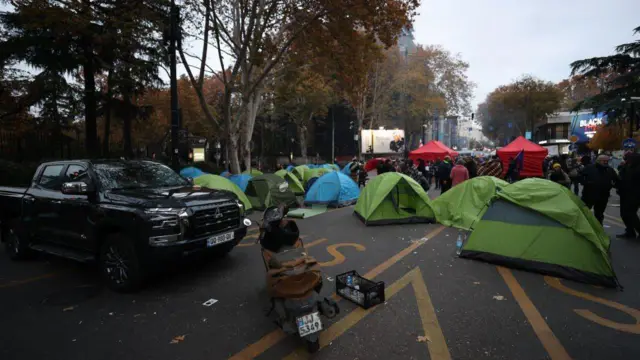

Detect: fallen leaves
[170,335,186,344]
[417,335,431,343]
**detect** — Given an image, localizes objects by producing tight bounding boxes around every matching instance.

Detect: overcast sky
[413,0,640,110]
[3,0,639,113]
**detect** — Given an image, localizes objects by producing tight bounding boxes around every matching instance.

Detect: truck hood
[104,186,237,208]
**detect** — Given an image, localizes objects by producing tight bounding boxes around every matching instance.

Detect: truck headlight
[146,208,188,245]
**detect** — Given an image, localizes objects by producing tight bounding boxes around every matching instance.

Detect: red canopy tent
[496,136,548,177]
[409,141,459,162]
[364,157,386,171]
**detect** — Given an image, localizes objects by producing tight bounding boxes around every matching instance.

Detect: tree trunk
[298,122,308,164]
[102,69,113,156]
[81,0,98,158]
[122,93,133,158]
[241,89,262,171]
[228,134,241,174]
[223,90,242,174]
[82,44,98,158]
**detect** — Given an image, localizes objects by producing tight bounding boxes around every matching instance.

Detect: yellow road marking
[604,213,623,222]
[0,273,58,289]
[604,214,625,227]
[545,276,640,334]
[227,225,446,360]
[318,243,366,267]
[497,267,572,360]
[303,238,327,249]
[282,267,451,360]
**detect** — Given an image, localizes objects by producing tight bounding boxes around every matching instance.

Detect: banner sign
[361,129,405,154]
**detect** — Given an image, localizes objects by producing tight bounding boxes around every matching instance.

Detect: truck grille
[190,202,240,238]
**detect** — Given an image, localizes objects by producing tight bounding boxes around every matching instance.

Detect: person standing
[451,159,470,187]
[506,157,520,183]
[547,163,570,188]
[580,155,619,224]
[438,156,454,193]
[433,159,441,189]
[464,157,478,179]
[567,156,582,195]
[616,153,640,238]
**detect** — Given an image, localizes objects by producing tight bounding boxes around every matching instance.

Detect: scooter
[257,205,339,353]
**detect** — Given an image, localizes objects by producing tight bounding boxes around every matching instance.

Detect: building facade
[534,110,606,156]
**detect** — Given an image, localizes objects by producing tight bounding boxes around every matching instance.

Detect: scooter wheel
[306,339,320,353]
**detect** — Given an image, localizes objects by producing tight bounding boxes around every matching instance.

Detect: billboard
[361,129,406,154]
[570,112,607,143]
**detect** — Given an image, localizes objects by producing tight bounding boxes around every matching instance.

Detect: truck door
[27,163,66,245]
[58,164,96,252]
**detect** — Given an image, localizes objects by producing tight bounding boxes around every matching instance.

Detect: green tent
[274,169,305,195]
[354,172,435,226]
[245,174,298,210]
[292,165,310,182]
[243,169,263,176]
[306,167,333,184]
[194,174,252,211]
[432,176,508,230]
[460,178,618,288]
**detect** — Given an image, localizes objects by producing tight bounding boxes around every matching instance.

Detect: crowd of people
[347,150,640,240]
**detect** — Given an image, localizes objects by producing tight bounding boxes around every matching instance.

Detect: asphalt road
[1,195,639,360]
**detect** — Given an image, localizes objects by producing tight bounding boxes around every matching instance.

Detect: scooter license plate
[296,312,322,337]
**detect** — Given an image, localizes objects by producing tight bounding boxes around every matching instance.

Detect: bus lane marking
[227,225,446,360]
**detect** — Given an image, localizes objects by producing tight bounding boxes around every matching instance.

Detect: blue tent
[322,164,340,171]
[180,167,205,178]
[304,171,360,207]
[341,162,353,175]
[220,170,231,177]
[229,174,251,192]
[286,165,295,172]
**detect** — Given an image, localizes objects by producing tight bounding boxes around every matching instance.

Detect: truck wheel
[99,235,143,293]
[3,227,32,260]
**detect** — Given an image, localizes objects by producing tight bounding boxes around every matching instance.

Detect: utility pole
[169,0,180,170]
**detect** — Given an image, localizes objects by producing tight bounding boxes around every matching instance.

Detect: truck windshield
[94,161,189,190]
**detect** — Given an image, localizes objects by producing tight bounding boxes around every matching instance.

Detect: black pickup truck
[0,159,250,291]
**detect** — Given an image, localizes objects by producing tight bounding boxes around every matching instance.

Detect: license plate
[206,232,234,247]
[296,312,322,337]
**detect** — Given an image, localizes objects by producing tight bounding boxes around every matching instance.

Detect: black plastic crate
[335,270,385,309]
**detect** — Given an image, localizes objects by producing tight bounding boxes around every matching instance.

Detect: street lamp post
[169,0,181,171]
[331,105,335,163]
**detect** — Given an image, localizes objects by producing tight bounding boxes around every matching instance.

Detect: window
[64,165,89,183]
[93,161,188,190]
[38,165,64,190]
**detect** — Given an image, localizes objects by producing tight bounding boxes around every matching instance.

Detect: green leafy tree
[570,25,640,132]
[480,75,562,143]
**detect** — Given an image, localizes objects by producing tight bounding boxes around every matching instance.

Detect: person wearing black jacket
[438,157,454,193]
[579,155,619,224]
[464,157,478,179]
[617,153,640,238]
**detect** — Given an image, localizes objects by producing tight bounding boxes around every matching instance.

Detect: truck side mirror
[62,181,91,195]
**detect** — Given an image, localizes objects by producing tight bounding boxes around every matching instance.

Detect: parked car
[0,159,250,292]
